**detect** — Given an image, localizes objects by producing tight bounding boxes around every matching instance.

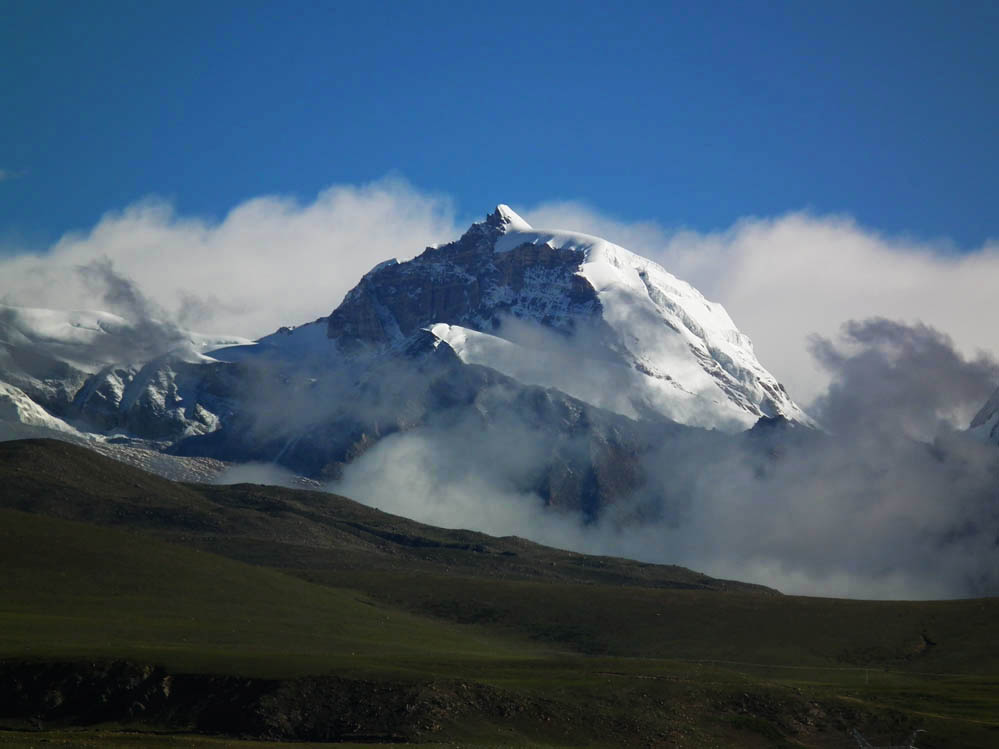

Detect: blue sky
[3,0,997,250]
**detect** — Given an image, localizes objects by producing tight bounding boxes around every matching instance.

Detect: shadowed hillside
[2,438,999,747]
[0,438,768,593]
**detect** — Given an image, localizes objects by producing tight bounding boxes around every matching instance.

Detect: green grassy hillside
[299,569,999,674]
[0,508,540,677]
[2,438,999,747]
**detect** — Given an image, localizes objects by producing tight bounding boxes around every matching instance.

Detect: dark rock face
[2,657,626,743]
[71,366,136,431]
[327,209,604,351]
[0,659,514,742]
[0,660,178,727]
[72,358,241,441]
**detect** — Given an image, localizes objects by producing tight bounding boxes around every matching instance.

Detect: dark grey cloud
[809,318,999,439]
[75,257,188,362]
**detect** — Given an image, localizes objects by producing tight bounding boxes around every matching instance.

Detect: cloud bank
[0,178,458,341]
[1,180,996,409]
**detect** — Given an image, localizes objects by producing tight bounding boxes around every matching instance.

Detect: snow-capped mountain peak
[493,204,533,232]
[322,205,811,431]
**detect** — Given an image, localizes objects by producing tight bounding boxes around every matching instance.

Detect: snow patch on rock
[0,381,82,436]
[969,387,999,444]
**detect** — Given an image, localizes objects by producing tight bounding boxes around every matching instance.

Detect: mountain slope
[0,507,529,675]
[0,381,82,437]
[9,436,999,678]
[0,303,251,438]
[4,437,999,749]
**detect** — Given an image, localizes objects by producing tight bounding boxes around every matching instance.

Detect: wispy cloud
[0,177,458,339]
[0,169,24,182]
[2,179,997,411]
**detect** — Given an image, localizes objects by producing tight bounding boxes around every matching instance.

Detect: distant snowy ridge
[0,381,81,436]
[0,304,251,441]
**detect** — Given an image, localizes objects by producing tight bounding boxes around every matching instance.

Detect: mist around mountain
[1,207,997,599]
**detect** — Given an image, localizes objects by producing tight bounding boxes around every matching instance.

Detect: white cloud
[522,202,999,406]
[2,182,995,410]
[0,177,458,339]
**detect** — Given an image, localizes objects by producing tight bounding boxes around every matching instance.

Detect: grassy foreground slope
[4,439,997,673]
[303,568,999,673]
[0,508,539,676]
[0,508,814,748]
[1,438,999,747]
